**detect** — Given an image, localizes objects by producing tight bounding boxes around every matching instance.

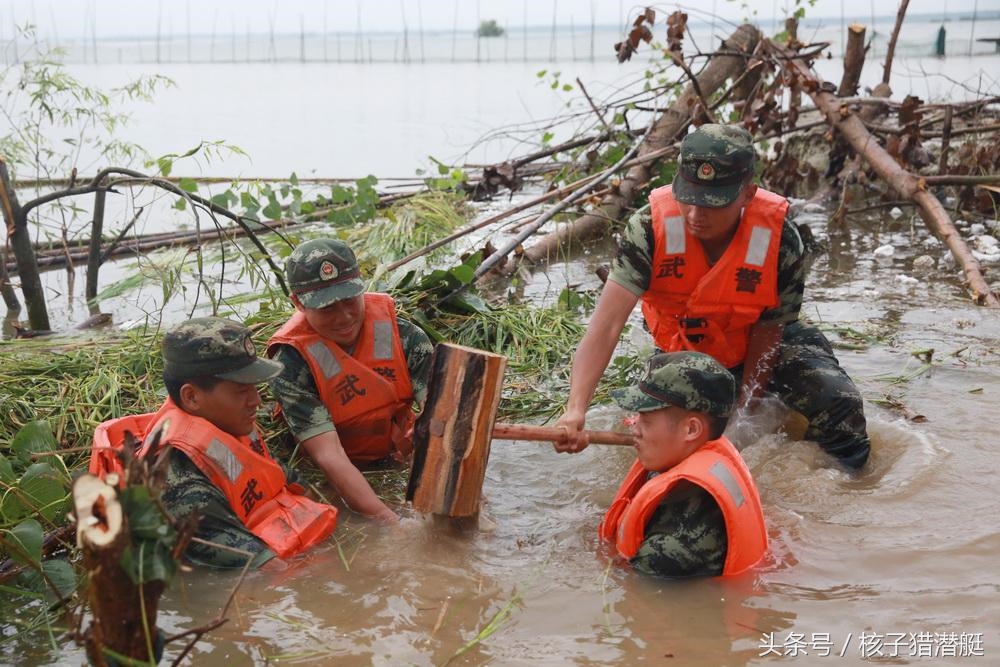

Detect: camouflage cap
[612,351,736,418]
[672,124,756,208]
[285,238,365,310]
[162,317,283,384]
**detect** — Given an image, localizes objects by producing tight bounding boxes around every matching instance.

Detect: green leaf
[4,518,44,565]
[262,200,282,220]
[451,264,474,285]
[157,156,172,177]
[11,421,57,463]
[178,177,198,193]
[172,197,187,211]
[289,172,299,186]
[536,69,547,78]
[0,455,16,483]
[120,486,172,542]
[41,559,78,599]
[121,540,177,585]
[562,83,573,92]
[2,462,70,522]
[542,132,554,144]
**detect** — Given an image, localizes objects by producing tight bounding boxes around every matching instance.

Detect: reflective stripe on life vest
[598,437,767,576]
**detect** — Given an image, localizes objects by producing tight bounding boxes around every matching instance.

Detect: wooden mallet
[405,343,635,518]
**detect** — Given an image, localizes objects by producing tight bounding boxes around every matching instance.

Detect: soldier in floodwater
[554,124,871,470]
[266,238,433,523]
[600,351,767,578]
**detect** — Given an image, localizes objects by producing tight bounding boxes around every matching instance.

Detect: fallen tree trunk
[777,43,999,307]
[511,23,762,271]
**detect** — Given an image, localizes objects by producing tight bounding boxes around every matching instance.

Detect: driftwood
[511,23,762,271]
[776,44,999,307]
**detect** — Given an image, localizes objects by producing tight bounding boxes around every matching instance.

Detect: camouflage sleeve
[757,215,805,324]
[607,205,653,297]
[629,480,727,578]
[161,450,274,569]
[268,344,336,443]
[397,316,433,409]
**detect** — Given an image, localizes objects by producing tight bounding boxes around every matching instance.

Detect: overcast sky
[3,0,989,40]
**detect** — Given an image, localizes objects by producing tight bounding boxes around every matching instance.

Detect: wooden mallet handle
[492,422,635,446]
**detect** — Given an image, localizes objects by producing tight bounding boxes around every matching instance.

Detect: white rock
[922,236,942,247]
[890,233,909,246]
[970,223,987,236]
[889,207,904,219]
[975,235,998,249]
[873,244,895,257]
[940,253,957,268]
[912,255,936,271]
[896,274,919,285]
[972,250,1000,264]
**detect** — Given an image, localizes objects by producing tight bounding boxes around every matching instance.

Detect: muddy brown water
[6,204,1000,665]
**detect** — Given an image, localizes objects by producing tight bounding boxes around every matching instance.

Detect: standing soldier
[267,238,433,522]
[555,124,870,470]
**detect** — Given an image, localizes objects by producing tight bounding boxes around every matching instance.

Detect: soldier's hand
[553,410,590,453]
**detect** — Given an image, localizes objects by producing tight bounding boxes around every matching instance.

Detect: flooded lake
[4,21,1000,666]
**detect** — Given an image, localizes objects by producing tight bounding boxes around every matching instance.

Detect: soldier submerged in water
[599,351,767,578]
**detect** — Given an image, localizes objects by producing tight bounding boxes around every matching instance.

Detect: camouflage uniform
[269,320,433,443]
[608,124,870,470]
[268,238,433,448]
[161,451,275,569]
[630,481,727,578]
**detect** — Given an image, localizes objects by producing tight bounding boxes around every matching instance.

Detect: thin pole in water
[417,0,425,63]
[155,0,162,64]
[451,0,458,62]
[590,0,595,62]
[969,0,978,56]
[550,0,557,62]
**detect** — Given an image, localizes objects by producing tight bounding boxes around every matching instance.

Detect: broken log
[777,44,999,307]
[74,473,165,666]
[838,24,868,98]
[513,23,762,270]
[407,344,507,518]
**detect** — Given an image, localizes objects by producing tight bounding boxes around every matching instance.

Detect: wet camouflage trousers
[732,321,871,469]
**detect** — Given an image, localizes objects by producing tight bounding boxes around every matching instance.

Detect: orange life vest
[641,186,787,368]
[599,437,767,576]
[267,292,415,463]
[90,400,338,560]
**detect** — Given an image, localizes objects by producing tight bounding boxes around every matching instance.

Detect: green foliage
[419,157,467,191]
[476,19,505,38]
[1,421,70,528]
[350,192,467,265]
[0,25,172,184]
[118,485,178,585]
